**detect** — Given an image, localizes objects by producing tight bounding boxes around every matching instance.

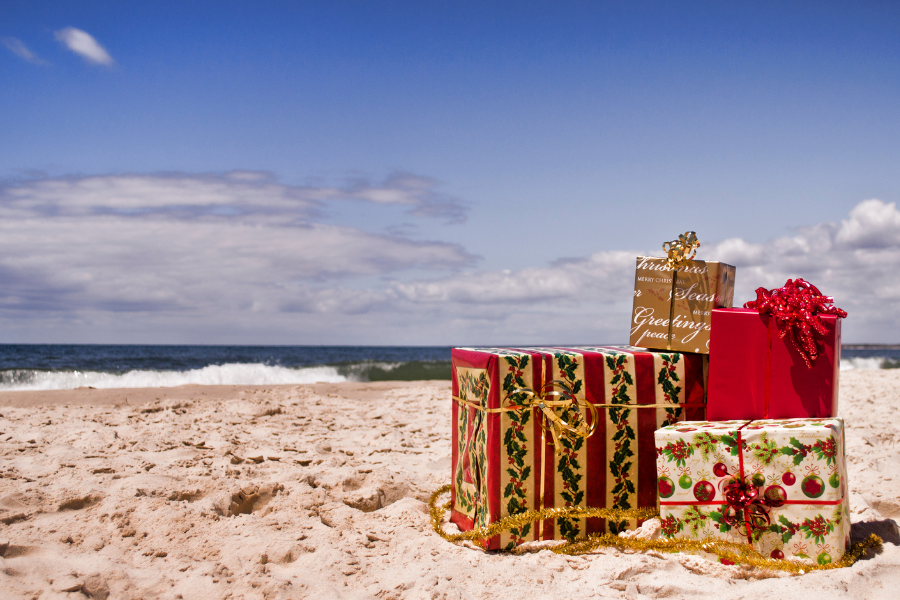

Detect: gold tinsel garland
[429,485,883,574]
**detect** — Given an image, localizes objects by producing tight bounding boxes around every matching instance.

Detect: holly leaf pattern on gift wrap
[780,437,811,466]
[556,354,580,384]
[657,354,684,427]
[719,432,748,457]
[832,505,844,527]
[605,354,635,387]
[559,517,580,542]
[610,477,636,498]
[499,354,533,546]
[660,439,694,467]
[799,515,835,545]
[660,514,683,538]
[454,369,490,516]
[709,509,732,534]
[692,432,719,461]
[812,437,838,466]
[682,507,709,537]
[550,353,588,541]
[750,433,780,466]
[602,351,638,535]
[769,514,801,545]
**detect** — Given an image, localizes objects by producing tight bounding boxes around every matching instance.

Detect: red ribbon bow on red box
[744,278,847,368]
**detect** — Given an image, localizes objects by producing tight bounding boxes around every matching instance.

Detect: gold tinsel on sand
[429,485,882,574]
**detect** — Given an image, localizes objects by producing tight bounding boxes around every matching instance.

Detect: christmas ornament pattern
[655,418,850,563]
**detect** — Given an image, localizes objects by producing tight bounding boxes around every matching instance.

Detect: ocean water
[0,344,896,392]
[0,345,452,391]
[840,346,900,371]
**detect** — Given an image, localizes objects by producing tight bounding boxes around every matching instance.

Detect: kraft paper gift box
[629,256,736,354]
[707,308,841,420]
[655,418,850,564]
[450,346,705,550]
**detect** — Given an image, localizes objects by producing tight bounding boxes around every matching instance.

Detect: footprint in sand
[57,493,103,511]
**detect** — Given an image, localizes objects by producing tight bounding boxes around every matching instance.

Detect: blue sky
[2,2,900,344]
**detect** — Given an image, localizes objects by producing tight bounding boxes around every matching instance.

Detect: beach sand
[1,373,898,600]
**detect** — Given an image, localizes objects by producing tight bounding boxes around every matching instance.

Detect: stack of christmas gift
[448,231,851,565]
[653,271,849,565]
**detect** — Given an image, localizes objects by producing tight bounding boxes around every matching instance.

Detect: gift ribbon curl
[662,231,700,270]
[659,231,700,349]
[744,278,847,368]
[718,468,783,545]
[453,379,597,456]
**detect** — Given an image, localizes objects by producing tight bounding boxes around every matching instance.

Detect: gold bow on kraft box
[630,232,736,354]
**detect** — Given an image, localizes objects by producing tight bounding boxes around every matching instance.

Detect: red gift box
[450,346,705,550]
[707,308,841,420]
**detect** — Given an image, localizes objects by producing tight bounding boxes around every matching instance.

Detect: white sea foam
[0,363,348,391]
[840,357,888,370]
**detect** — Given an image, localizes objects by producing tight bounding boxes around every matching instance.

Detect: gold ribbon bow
[453,380,597,455]
[505,380,598,455]
[452,376,709,540]
[660,231,700,349]
[453,379,597,538]
[662,231,700,270]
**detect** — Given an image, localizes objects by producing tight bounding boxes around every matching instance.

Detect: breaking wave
[0,363,347,391]
[0,359,453,391]
[840,357,900,370]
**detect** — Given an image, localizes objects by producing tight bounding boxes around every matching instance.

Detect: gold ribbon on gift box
[661,231,700,350]
[452,378,702,542]
[663,231,700,270]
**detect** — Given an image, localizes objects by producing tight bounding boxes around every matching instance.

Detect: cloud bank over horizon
[0,171,898,345]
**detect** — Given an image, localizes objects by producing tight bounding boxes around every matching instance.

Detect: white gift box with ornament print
[655,418,850,565]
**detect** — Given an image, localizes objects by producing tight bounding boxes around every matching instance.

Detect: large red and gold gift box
[707,308,841,420]
[450,346,705,550]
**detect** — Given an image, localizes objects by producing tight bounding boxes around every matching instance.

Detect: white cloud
[2,172,318,216]
[54,27,114,65]
[342,172,467,223]
[835,199,900,249]
[2,173,898,345]
[392,251,636,305]
[384,199,900,344]
[0,173,474,335]
[2,37,47,65]
[0,171,466,221]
